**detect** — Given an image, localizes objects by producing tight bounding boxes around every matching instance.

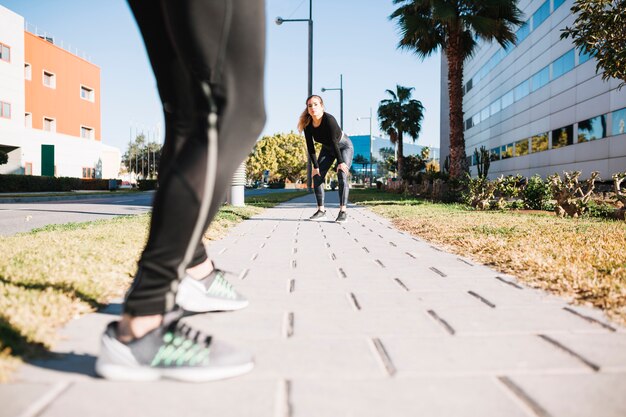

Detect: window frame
[0,42,10,63]
[0,101,11,119]
[80,84,95,102]
[43,116,56,132]
[80,125,95,139]
[24,62,32,80]
[42,70,56,89]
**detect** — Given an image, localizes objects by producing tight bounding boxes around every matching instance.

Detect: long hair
[297,95,324,133]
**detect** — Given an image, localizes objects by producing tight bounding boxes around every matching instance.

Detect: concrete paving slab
[289,377,529,417]
[5,192,626,416]
[500,373,626,417]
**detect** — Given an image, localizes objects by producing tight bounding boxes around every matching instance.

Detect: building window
[579,48,593,65]
[490,99,501,116]
[472,112,481,127]
[25,113,32,128]
[554,0,566,10]
[612,108,626,136]
[531,133,549,153]
[43,70,56,88]
[465,78,473,93]
[552,125,574,149]
[578,115,607,142]
[501,143,514,159]
[25,163,33,175]
[25,63,32,80]
[80,85,94,102]
[531,65,550,92]
[480,106,490,122]
[0,101,10,119]
[490,147,501,161]
[43,117,56,132]
[501,90,514,109]
[552,49,575,79]
[514,80,530,101]
[82,167,95,179]
[532,1,550,29]
[465,118,474,130]
[0,42,10,62]
[516,21,530,43]
[81,126,94,139]
[515,138,529,156]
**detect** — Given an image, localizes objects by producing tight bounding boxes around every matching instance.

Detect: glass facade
[552,125,573,149]
[490,147,501,161]
[531,133,549,153]
[552,49,575,79]
[612,108,626,136]
[515,138,530,156]
[532,1,550,29]
[577,115,607,142]
[531,66,550,91]
[501,143,514,159]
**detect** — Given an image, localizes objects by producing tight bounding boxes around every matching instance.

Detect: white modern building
[0,5,120,179]
[440,0,626,179]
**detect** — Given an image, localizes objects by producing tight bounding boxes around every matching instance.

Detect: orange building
[24,31,101,141]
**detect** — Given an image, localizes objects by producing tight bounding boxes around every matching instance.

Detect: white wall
[0,5,25,135]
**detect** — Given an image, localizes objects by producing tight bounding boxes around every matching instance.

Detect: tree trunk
[446,31,466,179]
[397,132,404,179]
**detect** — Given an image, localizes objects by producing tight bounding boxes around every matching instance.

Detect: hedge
[0,174,119,192]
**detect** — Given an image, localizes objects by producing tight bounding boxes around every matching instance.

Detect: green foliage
[561,0,626,89]
[584,200,617,219]
[401,149,430,183]
[523,174,552,210]
[377,85,425,178]
[0,175,116,192]
[0,150,8,166]
[474,146,490,178]
[137,179,158,191]
[246,132,308,183]
[123,133,162,179]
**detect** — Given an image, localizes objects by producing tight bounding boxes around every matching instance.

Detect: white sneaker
[96,317,253,382]
[176,269,248,313]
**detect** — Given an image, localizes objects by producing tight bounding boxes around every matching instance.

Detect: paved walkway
[3,193,626,417]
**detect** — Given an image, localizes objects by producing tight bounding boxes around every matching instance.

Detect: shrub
[0,174,116,192]
[523,174,552,210]
[137,179,158,191]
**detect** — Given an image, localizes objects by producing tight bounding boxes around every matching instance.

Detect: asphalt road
[0,188,308,236]
[0,193,154,236]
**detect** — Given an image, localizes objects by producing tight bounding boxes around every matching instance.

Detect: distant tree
[378,85,424,179]
[123,134,162,179]
[390,0,522,178]
[378,146,397,177]
[246,132,308,183]
[561,0,626,89]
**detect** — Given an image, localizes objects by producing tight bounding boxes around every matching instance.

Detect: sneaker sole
[177,297,249,313]
[309,217,327,221]
[96,359,254,382]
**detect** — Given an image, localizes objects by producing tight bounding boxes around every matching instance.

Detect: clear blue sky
[2,0,442,152]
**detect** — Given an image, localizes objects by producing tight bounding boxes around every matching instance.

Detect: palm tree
[390,0,522,178]
[378,85,424,178]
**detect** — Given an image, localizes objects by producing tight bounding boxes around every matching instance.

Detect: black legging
[313,136,353,207]
[124,0,265,316]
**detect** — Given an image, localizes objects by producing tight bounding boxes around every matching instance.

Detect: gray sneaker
[176,269,248,313]
[309,209,327,221]
[95,316,253,382]
[335,211,348,223]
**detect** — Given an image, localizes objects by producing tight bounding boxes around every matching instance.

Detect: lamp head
[321,88,326,92]
[275,17,284,25]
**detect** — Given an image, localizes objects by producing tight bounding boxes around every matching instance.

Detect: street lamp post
[357,107,374,186]
[321,73,343,129]
[276,0,314,189]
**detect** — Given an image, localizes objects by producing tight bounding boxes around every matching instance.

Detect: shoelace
[151,320,212,367]
[207,270,237,299]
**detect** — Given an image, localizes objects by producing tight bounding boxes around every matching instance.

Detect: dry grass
[350,189,626,325]
[0,190,304,381]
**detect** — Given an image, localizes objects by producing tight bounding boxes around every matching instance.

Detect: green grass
[0,190,306,381]
[350,188,626,325]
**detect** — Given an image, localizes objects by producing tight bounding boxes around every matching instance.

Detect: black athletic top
[304,113,344,168]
